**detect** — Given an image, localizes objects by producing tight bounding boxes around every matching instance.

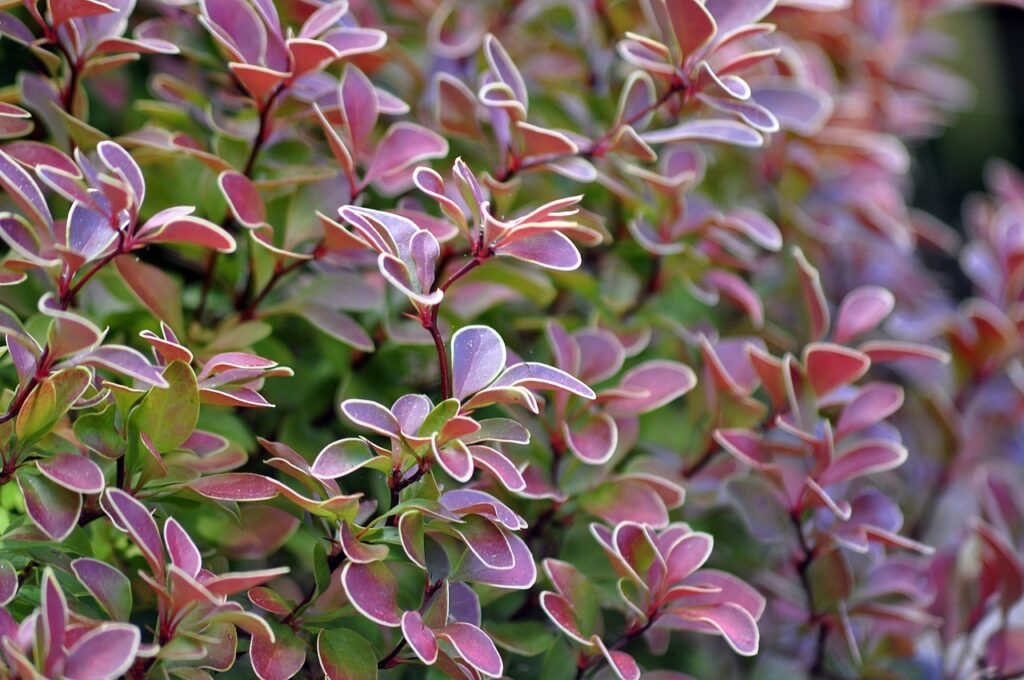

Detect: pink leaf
[819,440,908,486]
[595,637,641,680]
[642,120,763,147]
[468,445,527,492]
[676,602,760,656]
[836,383,904,440]
[834,286,895,344]
[190,473,280,501]
[494,362,595,399]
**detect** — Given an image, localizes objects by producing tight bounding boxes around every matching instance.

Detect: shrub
[0,0,1021,678]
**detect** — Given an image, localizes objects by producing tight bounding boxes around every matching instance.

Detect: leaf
[436,622,503,678]
[604,361,696,416]
[71,558,133,621]
[115,255,185,334]
[665,0,717,62]
[563,413,618,465]
[312,438,387,479]
[317,628,378,680]
[63,623,141,680]
[834,286,895,344]
[363,123,449,186]
[251,623,306,680]
[452,326,506,400]
[218,171,266,228]
[102,488,164,578]
[37,453,104,494]
[641,120,763,147]
[130,360,199,452]
[49,0,115,27]
[18,472,81,540]
[15,378,57,444]
[0,560,16,606]
[340,561,401,627]
[803,343,870,396]
[495,231,582,271]
[402,610,439,664]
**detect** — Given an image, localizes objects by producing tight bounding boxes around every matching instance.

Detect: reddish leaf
[803,343,870,396]
[251,625,306,680]
[402,610,439,664]
[436,622,503,678]
[341,561,402,626]
[37,453,104,494]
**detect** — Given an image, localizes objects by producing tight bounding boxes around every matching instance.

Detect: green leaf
[115,255,185,336]
[130,361,199,452]
[317,628,378,680]
[15,380,56,444]
[417,398,460,437]
[74,405,124,459]
[313,542,332,597]
[486,621,557,656]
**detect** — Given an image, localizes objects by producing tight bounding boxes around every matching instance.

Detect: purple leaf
[320,26,387,59]
[97,141,145,209]
[434,438,474,482]
[454,531,536,589]
[102,488,164,578]
[63,623,141,680]
[72,345,169,388]
[297,306,374,352]
[37,453,104,494]
[341,399,402,437]
[0,149,52,229]
[339,521,389,563]
[199,0,266,64]
[437,622,503,678]
[312,438,386,479]
[71,558,133,621]
[143,215,236,252]
[452,325,507,400]
[41,569,68,672]
[642,120,764,147]
[0,560,15,606]
[494,362,595,399]
[340,561,401,626]
[402,610,439,664]
[495,231,582,271]
[452,516,515,569]
[18,473,81,541]
[468,445,527,492]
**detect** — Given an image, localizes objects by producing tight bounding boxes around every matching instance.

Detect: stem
[790,511,829,675]
[681,434,719,478]
[378,638,407,669]
[239,249,319,320]
[422,256,485,401]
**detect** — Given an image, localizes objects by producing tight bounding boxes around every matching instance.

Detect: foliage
[0,0,1021,678]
